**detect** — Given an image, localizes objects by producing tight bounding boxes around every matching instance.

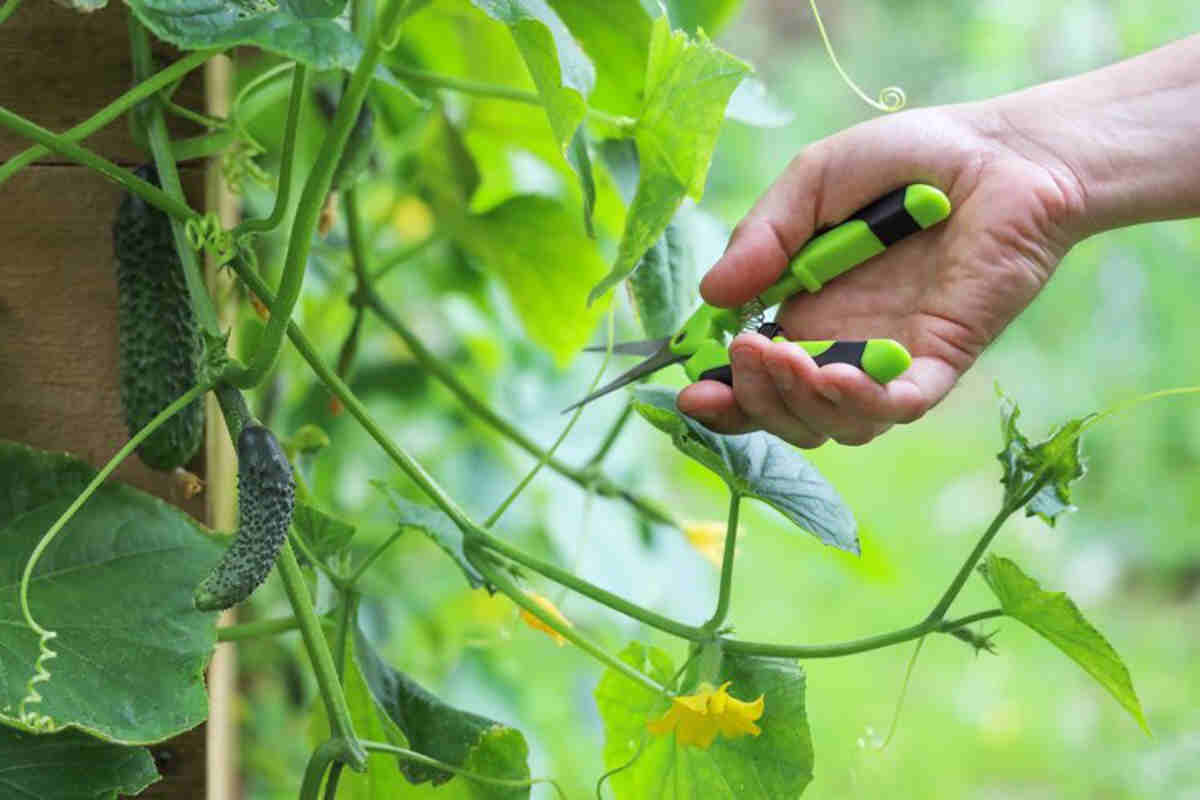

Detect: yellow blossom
[518,592,572,646]
[646,682,765,748]
[682,521,727,567]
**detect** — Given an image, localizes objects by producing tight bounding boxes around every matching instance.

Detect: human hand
[676,104,1088,447]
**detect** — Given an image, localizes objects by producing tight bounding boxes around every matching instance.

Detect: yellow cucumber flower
[682,521,728,567]
[647,682,765,748]
[518,592,572,646]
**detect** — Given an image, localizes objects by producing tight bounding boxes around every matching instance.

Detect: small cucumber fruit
[194,425,295,611]
[112,164,204,471]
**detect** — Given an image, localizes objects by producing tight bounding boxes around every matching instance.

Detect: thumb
[699,111,949,308]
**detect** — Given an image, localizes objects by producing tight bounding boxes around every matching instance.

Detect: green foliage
[195,425,296,611]
[113,165,204,472]
[546,0,652,117]
[126,0,370,72]
[292,502,357,562]
[997,388,1091,523]
[595,642,813,799]
[0,726,160,800]
[457,195,611,364]
[589,15,750,303]
[632,385,858,552]
[354,627,531,797]
[0,441,221,743]
[979,554,1148,732]
[377,484,486,589]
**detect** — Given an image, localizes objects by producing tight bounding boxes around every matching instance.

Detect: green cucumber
[112,164,204,471]
[194,424,295,611]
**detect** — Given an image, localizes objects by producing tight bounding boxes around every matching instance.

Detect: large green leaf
[979,554,1148,732]
[126,0,364,72]
[546,0,652,117]
[996,389,1092,525]
[0,441,222,744]
[469,0,594,152]
[631,387,858,553]
[594,642,814,799]
[457,194,610,364]
[628,205,728,339]
[0,726,159,800]
[375,485,486,590]
[725,78,795,128]
[588,16,749,303]
[354,627,530,798]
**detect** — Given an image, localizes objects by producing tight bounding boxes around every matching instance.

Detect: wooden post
[0,3,233,798]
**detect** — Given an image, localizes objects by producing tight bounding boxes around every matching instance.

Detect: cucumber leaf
[997,388,1092,525]
[0,726,159,800]
[588,16,749,304]
[594,642,814,799]
[354,627,531,797]
[291,502,356,562]
[631,386,858,553]
[546,0,652,118]
[979,554,1148,732]
[127,0,369,73]
[0,441,222,744]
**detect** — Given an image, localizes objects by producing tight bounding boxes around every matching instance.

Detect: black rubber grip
[850,187,922,246]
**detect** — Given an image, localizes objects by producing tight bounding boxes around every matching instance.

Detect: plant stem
[129,17,225,338]
[347,530,404,587]
[232,261,697,640]
[362,741,566,798]
[722,619,934,659]
[275,542,367,771]
[290,527,347,588]
[225,0,411,389]
[703,492,741,632]
[356,286,678,529]
[0,107,197,221]
[473,528,704,641]
[473,551,667,696]
[333,590,358,682]
[231,261,480,538]
[236,64,309,236]
[586,401,633,466]
[940,608,1004,631]
[389,64,541,105]
[370,233,443,282]
[216,615,301,642]
[299,739,353,800]
[172,129,237,162]
[323,764,344,800]
[0,49,216,185]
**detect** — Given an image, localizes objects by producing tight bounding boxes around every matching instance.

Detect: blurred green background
[235,2,1200,797]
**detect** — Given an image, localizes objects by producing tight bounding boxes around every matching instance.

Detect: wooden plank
[0,0,206,163]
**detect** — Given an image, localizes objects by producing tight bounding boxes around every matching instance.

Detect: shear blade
[563,343,684,413]
[582,338,671,357]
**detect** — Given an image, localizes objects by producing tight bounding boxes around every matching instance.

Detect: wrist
[983,33,1200,240]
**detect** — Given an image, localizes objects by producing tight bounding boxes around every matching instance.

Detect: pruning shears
[564,184,952,413]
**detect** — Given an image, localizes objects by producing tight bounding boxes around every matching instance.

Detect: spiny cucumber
[194,424,295,611]
[112,164,204,471]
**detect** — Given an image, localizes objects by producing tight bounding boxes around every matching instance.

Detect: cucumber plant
[0,1,1190,798]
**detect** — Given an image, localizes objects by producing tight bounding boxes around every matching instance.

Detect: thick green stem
[299,739,353,800]
[474,528,704,641]
[216,615,301,642]
[722,619,935,659]
[225,0,410,389]
[0,49,216,185]
[333,590,359,682]
[0,107,197,221]
[236,64,309,236]
[172,129,237,162]
[472,550,667,696]
[702,492,741,632]
[233,260,697,640]
[276,542,367,771]
[356,286,678,528]
[128,16,223,338]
